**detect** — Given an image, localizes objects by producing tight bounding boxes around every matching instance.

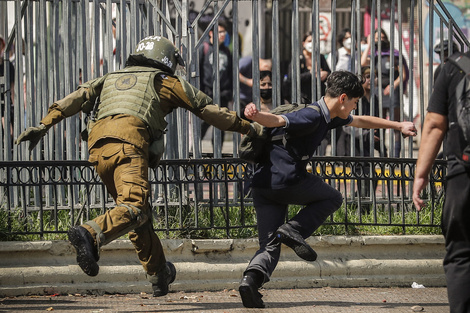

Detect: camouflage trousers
[82,138,166,275]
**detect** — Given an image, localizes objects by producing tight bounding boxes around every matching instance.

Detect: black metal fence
[0,157,446,240]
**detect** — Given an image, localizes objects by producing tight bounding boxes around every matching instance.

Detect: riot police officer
[16,36,255,296]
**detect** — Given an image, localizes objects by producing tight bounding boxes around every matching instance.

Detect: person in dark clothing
[239,57,272,110]
[1,35,15,121]
[283,31,331,104]
[239,71,417,308]
[336,66,381,199]
[433,39,459,82]
[361,29,409,157]
[282,31,331,155]
[337,66,380,157]
[413,50,470,313]
[199,19,233,146]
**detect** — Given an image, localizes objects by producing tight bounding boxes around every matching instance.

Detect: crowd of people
[232,26,410,159]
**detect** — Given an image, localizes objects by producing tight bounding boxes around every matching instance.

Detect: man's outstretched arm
[244,103,286,127]
[16,88,89,151]
[349,115,417,137]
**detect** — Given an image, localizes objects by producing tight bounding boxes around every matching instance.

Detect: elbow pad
[177,76,212,109]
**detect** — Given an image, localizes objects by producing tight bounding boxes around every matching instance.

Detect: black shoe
[239,275,265,308]
[275,223,317,261]
[67,226,100,276]
[152,262,176,297]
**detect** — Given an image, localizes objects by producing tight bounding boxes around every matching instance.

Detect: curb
[0,235,446,296]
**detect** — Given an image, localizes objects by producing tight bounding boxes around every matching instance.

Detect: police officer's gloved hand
[15,124,48,151]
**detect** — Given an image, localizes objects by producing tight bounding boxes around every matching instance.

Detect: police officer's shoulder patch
[115,74,137,90]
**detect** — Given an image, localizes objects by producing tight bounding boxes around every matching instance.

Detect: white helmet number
[136,36,162,52]
[136,41,154,52]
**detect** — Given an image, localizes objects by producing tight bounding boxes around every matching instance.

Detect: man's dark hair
[325,70,364,99]
[260,70,271,80]
[216,18,228,30]
[337,28,351,47]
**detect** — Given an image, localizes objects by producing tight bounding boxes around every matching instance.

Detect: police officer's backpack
[239,103,320,164]
[448,53,470,167]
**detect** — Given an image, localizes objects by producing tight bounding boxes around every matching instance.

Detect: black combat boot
[239,270,265,308]
[152,262,176,297]
[275,223,317,261]
[67,226,100,276]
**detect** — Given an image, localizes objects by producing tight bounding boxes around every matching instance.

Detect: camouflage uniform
[38,67,251,277]
[17,36,253,295]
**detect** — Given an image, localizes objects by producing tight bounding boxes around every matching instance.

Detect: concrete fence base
[0,235,446,296]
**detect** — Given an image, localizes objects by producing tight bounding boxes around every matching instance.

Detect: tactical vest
[96,66,167,141]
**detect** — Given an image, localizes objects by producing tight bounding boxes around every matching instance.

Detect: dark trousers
[244,174,343,283]
[442,171,470,313]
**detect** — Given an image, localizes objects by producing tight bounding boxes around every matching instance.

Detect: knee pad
[85,203,148,247]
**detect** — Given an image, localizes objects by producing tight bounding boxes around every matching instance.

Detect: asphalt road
[0,287,449,313]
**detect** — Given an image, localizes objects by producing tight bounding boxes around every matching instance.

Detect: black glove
[15,124,48,151]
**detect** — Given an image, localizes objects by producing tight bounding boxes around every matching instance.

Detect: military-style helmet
[128,36,185,74]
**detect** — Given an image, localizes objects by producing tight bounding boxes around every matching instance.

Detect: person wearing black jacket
[413,50,470,313]
[199,19,233,146]
[283,31,331,104]
[240,71,417,308]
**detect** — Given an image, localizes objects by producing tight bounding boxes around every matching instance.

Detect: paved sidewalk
[0,287,448,313]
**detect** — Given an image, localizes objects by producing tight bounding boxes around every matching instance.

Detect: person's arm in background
[361,34,372,67]
[412,112,447,211]
[239,56,253,88]
[320,54,331,82]
[239,72,253,88]
[384,56,408,96]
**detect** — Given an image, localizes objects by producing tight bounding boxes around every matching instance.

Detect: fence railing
[0,157,446,239]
